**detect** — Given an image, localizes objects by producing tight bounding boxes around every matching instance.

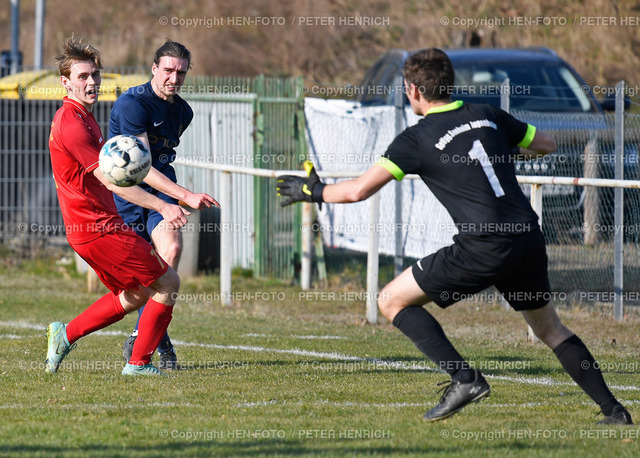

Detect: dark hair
[402,48,454,101]
[54,35,102,78]
[153,39,191,69]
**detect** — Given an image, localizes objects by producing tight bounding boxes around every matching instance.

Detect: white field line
[1,321,128,336]
[3,399,640,411]
[0,321,44,330]
[244,333,348,340]
[237,399,640,409]
[2,321,638,392]
[0,402,197,410]
[3,323,344,340]
[172,339,640,392]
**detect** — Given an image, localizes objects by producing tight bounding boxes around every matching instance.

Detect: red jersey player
[46,36,218,376]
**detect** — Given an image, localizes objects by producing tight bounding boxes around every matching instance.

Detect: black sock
[392,306,475,382]
[553,335,618,415]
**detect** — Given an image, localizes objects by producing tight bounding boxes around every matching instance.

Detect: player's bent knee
[377,295,403,321]
[165,241,182,263]
[121,287,152,312]
[377,292,390,312]
[154,267,181,295]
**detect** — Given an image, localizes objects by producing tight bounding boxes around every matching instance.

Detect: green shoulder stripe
[376,157,405,181]
[518,124,536,148]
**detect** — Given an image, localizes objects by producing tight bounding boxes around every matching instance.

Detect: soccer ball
[99,135,151,187]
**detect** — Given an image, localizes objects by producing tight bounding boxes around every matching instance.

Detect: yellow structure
[0,70,148,100]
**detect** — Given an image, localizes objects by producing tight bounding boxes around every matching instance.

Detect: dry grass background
[2,0,640,88]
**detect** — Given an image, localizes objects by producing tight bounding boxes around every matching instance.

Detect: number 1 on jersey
[468,140,505,198]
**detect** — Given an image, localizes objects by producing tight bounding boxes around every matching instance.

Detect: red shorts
[72,228,169,295]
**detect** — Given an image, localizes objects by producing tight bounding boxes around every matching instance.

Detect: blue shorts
[114,189,177,242]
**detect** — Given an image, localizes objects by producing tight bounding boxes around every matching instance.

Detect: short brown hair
[403,48,454,101]
[54,35,102,78]
[153,39,191,69]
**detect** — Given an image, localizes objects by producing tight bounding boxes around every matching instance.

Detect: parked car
[357,47,638,242]
[358,47,615,111]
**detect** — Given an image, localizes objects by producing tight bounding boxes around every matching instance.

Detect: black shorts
[412,229,551,311]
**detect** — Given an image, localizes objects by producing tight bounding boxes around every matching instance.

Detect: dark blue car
[358,47,611,112]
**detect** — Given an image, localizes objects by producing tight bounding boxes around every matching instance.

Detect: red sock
[66,293,127,344]
[129,298,173,366]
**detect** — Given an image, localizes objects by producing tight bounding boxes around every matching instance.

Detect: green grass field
[1,253,639,457]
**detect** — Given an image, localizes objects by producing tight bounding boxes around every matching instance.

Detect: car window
[452,62,594,112]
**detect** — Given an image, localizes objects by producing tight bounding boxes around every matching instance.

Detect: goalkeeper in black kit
[277,48,633,424]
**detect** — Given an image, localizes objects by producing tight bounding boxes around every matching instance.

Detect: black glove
[277,161,325,208]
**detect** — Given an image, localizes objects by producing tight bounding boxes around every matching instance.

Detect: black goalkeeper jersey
[379,101,540,234]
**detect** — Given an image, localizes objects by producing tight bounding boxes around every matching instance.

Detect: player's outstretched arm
[93,168,189,229]
[322,164,394,203]
[142,167,220,209]
[277,161,394,206]
[518,130,557,159]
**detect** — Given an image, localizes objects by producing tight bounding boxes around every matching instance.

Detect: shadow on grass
[0,432,584,456]
[0,437,579,456]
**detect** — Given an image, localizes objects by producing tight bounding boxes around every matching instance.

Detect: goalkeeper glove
[276,161,326,208]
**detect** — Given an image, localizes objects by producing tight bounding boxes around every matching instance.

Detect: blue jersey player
[110,40,219,370]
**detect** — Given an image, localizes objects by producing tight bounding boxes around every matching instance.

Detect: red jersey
[49,97,124,244]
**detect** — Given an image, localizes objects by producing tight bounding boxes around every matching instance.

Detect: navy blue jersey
[379,101,539,234]
[109,81,193,182]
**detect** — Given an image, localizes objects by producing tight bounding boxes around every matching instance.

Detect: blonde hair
[54,35,102,78]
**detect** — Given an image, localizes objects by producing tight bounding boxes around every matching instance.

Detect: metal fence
[2,76,640,317]
[509,109,640,303]
[0,74,306,281]
[0,98,113,244]
[173,75,307,278]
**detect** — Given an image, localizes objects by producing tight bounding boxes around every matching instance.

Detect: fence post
[393,74,405,278]
[301,202,313,290]
[583,137,600,245]
[614,81,625,321]
[366,192,381,324]
[500,78,510,112]
[500,78,512,311]
[220,170,232,306]
[528,183,544,343]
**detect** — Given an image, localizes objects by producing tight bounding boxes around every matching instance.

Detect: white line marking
[0,322,128,336]
[3,399,639,411]
[244,333,348,340]
[3,320,638,392]
[93,330,128,336]
[0,321,44,330]
[0,402,196,410]
[173,339,640,392]
[236,399,640,409]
